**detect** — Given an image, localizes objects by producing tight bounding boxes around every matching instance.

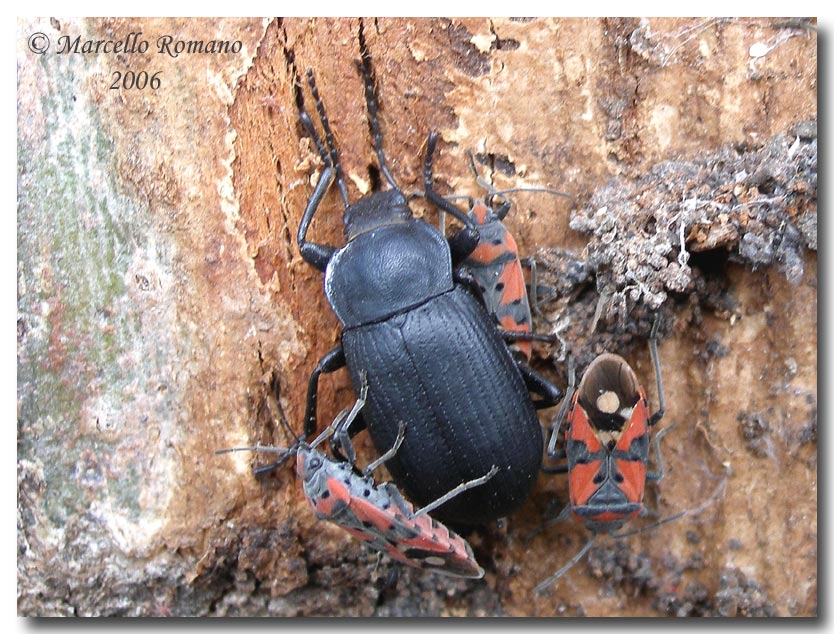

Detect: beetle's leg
[412,465,500,519]
[297,165,338,271]
[499,329,561,345]
[521,499,570,543]
[215,444,295,476]
[423,131,480,263]
[446,223,481,265]
[646,423,675,481]
[296,68,349,271]
[648,314,665,427]
[546,355,576,459]
[304,345,347,437]
[516,362,563,410]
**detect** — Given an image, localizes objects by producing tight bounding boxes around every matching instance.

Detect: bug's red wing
[612,390,651,503]
[567,398,604,507]
[348,495,485,578]
[306,476,352,518]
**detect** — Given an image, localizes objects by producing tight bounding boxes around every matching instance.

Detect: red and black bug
[424,144,570,362]
[536,317,670,591]
[218,375,497,579]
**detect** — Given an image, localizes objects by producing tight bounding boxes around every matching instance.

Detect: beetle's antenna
[357,21,399,191]
[306,69,350,208]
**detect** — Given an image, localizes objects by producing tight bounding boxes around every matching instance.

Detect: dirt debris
[583,540,779,617]
[566,122,816,326]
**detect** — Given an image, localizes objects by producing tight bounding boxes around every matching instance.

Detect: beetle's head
[343,190,412,240]
[576,353,642,440]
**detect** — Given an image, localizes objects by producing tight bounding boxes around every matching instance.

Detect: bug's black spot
[363,489,371,497]
[321,490,330,499]
[512,299,522,306]
[491,238,503,246]
[593,472,605,484]
[362,520,375,529]
[495,282,505,292]
[614,473,624,483]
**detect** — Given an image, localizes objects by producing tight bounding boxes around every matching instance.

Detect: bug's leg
[304,345,347,438]
[412,465,500,518]
[329,375,370,466]
[363,421,406,477]
[646,422,676,481]
[516,362,563,410]
[524,501,571,544]
[378,563,400,594]
[611,508,688,540]
[546,356,576,459]
[520,256,541,317]
[519,256,557,320]
[648,314,665,426]
[423,131,480,263]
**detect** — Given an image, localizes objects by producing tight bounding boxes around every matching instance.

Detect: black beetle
[293,42,562,525]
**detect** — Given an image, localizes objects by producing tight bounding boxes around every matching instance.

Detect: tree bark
[17,17,816,616]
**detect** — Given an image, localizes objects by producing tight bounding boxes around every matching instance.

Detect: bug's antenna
[534,533,597,593]
[215,376,307,475]
[467,150,573,212]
